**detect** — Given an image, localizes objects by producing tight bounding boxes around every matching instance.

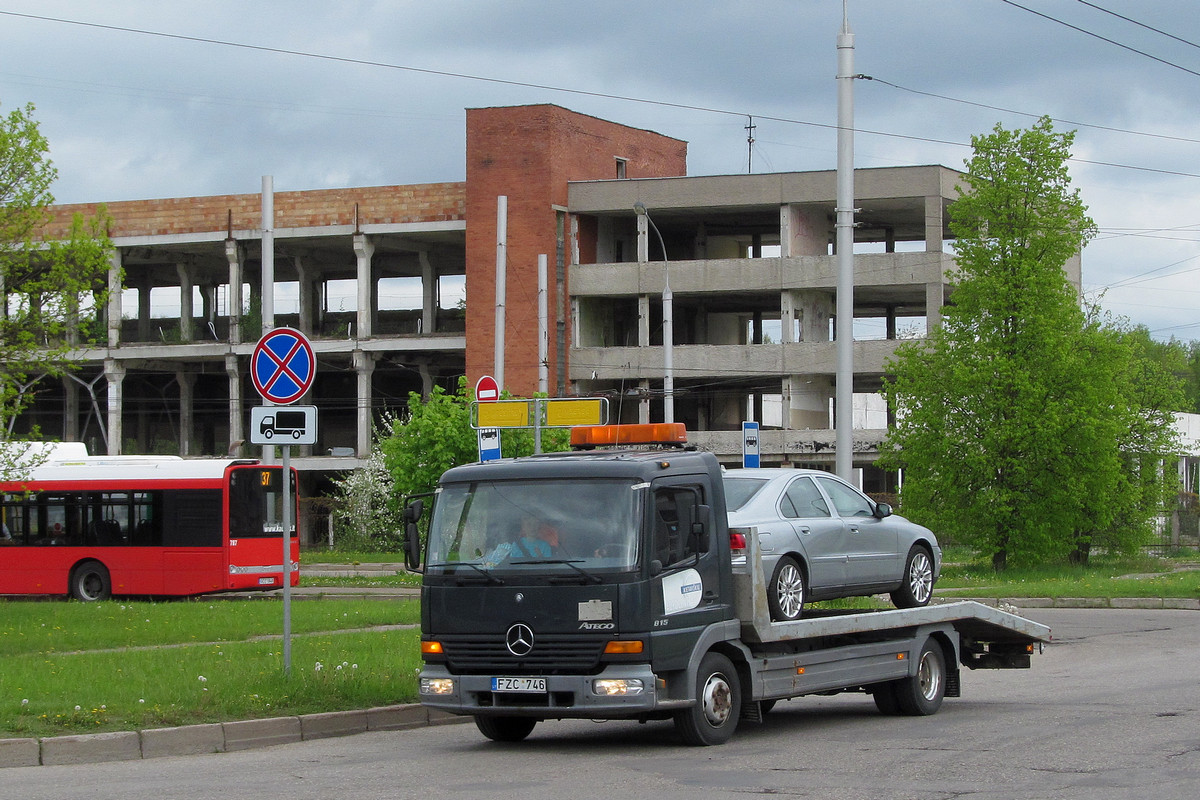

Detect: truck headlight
[592,678,644,696]
[420,677,455,695]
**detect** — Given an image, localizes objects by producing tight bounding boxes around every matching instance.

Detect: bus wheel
[674,651,742,746]
[474,715,537,742]
[70,561,112,602]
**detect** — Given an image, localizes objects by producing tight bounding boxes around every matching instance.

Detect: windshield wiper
[428,561,505,585]
[511,559,603,584]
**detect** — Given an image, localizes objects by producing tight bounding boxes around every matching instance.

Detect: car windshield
[722,477,769,512]
[426,478,640,574]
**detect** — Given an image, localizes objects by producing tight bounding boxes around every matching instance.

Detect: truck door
[648,481,728,671]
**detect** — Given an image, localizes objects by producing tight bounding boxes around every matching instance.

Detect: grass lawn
[0,598,422,739]
[937,551,1200,598]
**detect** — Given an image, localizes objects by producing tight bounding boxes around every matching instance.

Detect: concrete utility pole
[494,196,507,389]
[834,4,856,481]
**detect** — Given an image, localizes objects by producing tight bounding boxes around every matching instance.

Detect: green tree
[1,101,112,473]
[379,378,570,502]
[881,118,1180,570]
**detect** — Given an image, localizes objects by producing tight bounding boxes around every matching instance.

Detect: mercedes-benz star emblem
[505,623,534,657]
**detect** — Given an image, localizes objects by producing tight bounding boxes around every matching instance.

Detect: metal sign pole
[281,443,292,675]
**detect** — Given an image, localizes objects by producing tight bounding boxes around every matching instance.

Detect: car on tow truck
[723,468,941,620]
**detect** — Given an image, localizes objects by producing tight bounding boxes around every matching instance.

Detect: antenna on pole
[745,115,756,173]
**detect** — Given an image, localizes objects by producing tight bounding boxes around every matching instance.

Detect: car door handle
[848,525,860,534]
[798,526,811,534]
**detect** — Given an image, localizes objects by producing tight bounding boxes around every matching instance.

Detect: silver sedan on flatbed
[723,468,941,620]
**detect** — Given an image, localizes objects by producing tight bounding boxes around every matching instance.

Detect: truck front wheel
[474,715,537,742]
[675,652,742,746]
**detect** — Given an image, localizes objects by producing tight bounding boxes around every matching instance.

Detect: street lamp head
[633,201,648,216]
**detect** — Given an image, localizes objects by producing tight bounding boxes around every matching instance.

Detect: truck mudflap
[419,663,687,719]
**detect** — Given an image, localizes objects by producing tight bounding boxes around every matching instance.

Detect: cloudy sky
[2,0,1198,340]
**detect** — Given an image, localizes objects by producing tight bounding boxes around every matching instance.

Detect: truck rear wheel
[892,638,946,715]
[474,715,537,742]
[675,652,742,746]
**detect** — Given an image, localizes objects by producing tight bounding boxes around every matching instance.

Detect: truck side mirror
[404,498,424,524]
[404,520,423,572]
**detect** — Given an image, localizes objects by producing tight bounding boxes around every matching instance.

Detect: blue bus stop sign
[251,328,316,405]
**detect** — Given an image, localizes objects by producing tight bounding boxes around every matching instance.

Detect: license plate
[491,677,546,693]
[258,577,275,585]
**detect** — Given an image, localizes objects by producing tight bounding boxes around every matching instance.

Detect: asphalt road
[3,608,1197,800]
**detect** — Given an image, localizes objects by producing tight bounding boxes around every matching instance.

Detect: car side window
[815,476,874,517]
[783,477,831,519]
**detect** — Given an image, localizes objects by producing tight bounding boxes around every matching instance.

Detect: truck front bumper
[419,664,680,719]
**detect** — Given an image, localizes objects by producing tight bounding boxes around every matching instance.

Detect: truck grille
[441,633,604,675]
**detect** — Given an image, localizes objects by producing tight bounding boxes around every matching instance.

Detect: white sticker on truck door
[662,568,703,615]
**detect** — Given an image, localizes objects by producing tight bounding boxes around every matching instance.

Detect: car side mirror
[874,502,893,519]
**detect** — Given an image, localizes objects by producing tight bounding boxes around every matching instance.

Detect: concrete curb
[0,704,467,769]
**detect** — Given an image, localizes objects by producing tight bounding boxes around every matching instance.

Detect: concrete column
[781,291,797,343]
[638,379,650,424]
[420,250,436,334]
[107,250,123,348]
[178,371,195,456]
[353,350,376,457]
[635,213,649,263]
[176,264,194,342]
[226,354,243,457]
[294,257,315,335]
[201,284,217,339]
[137,279,152,342]
[789,376,833,430]
[226,240,244,344]
[926,282,944,330]
[63,376,80,441]
[353,233,375,339]
[923,195,944,253]
[104,359,125,455]
[780,204,829,257]
[797,292,834,343]
[417,361,434,399]
[637,295,650,347]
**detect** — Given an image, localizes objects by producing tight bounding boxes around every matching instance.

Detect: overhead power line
[1075,1,1200,52]
[997,0,1200,79]
[4,9,1200,182]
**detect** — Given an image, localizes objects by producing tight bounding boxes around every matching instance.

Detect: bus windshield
[228,466,296,539]
[426,478,640,574]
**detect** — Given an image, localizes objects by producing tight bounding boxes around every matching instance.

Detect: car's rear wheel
[768,556,806,621]
[890,545,934,608]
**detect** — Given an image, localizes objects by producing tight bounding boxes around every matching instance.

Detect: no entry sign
[252,328,316,405]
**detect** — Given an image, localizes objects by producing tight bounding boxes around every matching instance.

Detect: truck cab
[410,436,743,743]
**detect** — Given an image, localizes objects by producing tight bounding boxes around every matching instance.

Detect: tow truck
[403,424,1049,745]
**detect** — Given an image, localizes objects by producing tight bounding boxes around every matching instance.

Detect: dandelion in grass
[21,699,29,707]
[198,675,207,683]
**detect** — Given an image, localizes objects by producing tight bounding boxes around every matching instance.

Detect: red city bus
[0,448,300,601]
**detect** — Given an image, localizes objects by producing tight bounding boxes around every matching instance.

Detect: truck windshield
[426,478,640,574]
